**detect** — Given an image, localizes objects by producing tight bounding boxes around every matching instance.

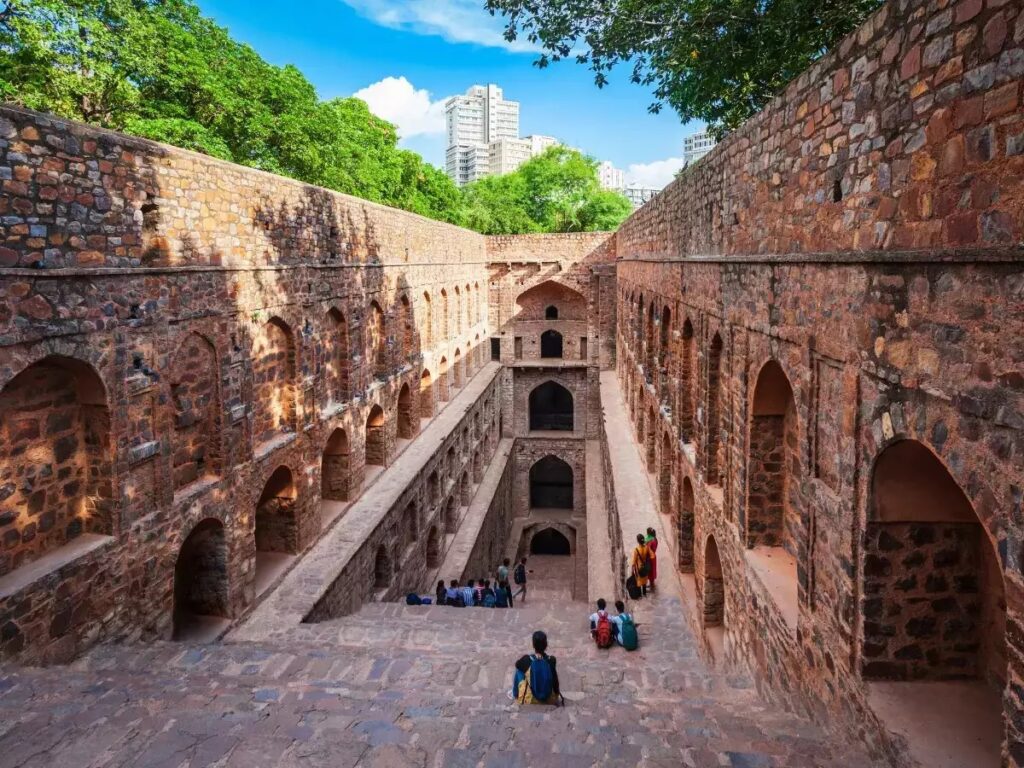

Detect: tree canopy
[484,0,883,137]
[462,146,632,235]
[0,0,633,234]
[0,0,465,224]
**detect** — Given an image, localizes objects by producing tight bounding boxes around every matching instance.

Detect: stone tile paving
[0,586,876,767]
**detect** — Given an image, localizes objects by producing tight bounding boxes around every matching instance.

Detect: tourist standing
[645,527,659,592]
[497,557,513,606]
[512,557,529,605]
[631,534,650,597]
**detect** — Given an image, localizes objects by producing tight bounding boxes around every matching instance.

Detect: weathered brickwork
[614,0,1024,763]
[0,105,496,664]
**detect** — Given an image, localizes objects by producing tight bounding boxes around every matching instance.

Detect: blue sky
[194,0,702,187]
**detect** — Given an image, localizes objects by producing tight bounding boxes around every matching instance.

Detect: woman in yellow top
[631,533,650,597]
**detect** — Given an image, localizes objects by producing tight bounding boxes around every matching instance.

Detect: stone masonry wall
[0,105,497,664]
[613,0,1024,763]
[616,0,1024,259]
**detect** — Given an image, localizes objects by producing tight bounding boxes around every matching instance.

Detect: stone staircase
[0,584,876,768]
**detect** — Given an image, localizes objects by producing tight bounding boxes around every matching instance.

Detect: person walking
[512,557,529,605]
[631,533,651,597]
[645,527,659,592]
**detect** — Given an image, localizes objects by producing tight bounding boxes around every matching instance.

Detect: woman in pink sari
[645,527,659,591]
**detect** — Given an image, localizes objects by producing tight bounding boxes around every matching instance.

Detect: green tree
[484,0,882,136]
[0,0,466,224]
[463,146,631,235]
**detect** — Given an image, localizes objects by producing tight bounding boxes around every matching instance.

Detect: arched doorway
[646,406,656,468]
[402,502,418,548]
[530,527,571,555]
[321,428,351,502]
[373,544,391,590]
[679,318,695,441]
[703,535,724,628]
[420,369,433,418]
[660,431,673,514]
[426,525,440,568]
[528,381,574,431]
[863,439,1006,767]
[529,456,574,509]
[545,305,558,319]
[253,318,296,444]
[438,357,449,402]
[706,333,723,484]
[444,496,458,533]
[541,329,563,358]
[255,466,298,555]
[453,348,463,388]
[0,355,112,578]
[368,301,386,378]
[173,518,229,640]
[679,477,695,572]
[365,404,386,467]
[397,383,415,439]
[747,360,799,549]
[169,333,221,490]
[325,308,350,403]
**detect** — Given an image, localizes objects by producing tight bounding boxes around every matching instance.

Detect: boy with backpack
[510,630,563,705]
[612,600,638,650]
[589,598,614,649]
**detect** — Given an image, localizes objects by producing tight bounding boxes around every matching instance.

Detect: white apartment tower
[445,85,520,186]
[683,131,717,167]
[598,160,625,191]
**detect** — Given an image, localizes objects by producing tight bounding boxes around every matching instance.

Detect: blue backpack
[482,593,496,608]
[525,656,554,703]
[405,593,422,606]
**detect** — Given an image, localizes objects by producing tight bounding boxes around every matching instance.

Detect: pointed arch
[253,317,296,443]
[703,535,724,628]
[529,455,574,509]
[540,329,563,358]
[169,333,221,490]
[422,291,433,347]
[679,318,695,441]
[426,525,440,568]
[399,294,414,359]
[398,382,415,439]
[365,404,387,467]
[368,300,386,378]
[173,518,229,639]
[453,348,463,389]
[529,381,574,431]
[325,308,351,403]
[321,428,351,501]
[419,368,434,418]
[256,466,299,555]
[680,477,695,572]
[706,332,723,484]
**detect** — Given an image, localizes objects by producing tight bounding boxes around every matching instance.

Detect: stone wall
[459,447,515,583]
[615,0,1023,259]
[0,105,496,664]
[613,0,1023,763]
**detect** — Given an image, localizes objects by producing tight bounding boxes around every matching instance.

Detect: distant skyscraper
[623,184,659,210]
[445,85,520,186]
[683,131,716,167]
[598,161,625,191]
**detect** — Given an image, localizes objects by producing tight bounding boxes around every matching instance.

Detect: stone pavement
[0,579,875,768]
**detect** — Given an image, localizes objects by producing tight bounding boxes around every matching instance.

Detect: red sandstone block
[927,108,953,143]
[945,212,979,244]
[16,295,53,320]
[934,56,964,85]
[984,82,1019,118]
[0,246,18,267]
[955,0,982,23]
[953,96,984,128]
[77,250,105,267]
[901,45,922,80]
[983,13,1008,56]
[939,135,966,175]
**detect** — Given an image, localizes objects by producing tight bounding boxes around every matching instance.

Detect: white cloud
[352,76,448,139]
[340,0,539,52]
[625,157,685,189]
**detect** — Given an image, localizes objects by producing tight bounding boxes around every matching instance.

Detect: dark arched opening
[541,329,563,358]
[173,518,229,640]
[529,381,574,431]
[545,305,558,319]
[321,428,351,502]
[529,455,574,509]
[365,404,386,467]
[530,527,571,555]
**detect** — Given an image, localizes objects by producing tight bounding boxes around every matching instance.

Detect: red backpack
[594,611,613,649]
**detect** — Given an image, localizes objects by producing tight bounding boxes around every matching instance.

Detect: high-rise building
[623,184,659,209]
[683,131,716,167]
[598,161,625,191]
[445,85,520,186]
[487,134,560,176]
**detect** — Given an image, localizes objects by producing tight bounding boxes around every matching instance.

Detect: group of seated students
[435,578,511,608]
[588,599,638,650]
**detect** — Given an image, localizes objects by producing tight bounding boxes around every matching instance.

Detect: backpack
[636,550,649,578]
[594,612,613,649]
[452,594,466,608]
[482,593,496,608]
[514,564,526,585]
[518,656,554,704]
[626,575,642,600]
[405,593,422,606]
[619,614,639,651]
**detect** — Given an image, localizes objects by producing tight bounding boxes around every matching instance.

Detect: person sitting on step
[510,630,563,705]
[435,579,447,606]
[481,579,496,607]
[612,600,638,650]
[447,579,463,606]
[462,579,477,608]
[589,598,615,648]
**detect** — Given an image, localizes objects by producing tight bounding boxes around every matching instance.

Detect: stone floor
[0,372,879,767]
[0,571,876,767]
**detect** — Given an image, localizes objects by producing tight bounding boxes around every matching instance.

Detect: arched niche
[529,455,574,509]
[529,381,574,431]
[173,518,229,640]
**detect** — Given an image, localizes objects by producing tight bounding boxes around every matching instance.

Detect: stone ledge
[0,533,114,601]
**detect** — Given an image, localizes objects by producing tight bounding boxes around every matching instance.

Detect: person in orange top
[645,527,659,592]
[631,533,651,597]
